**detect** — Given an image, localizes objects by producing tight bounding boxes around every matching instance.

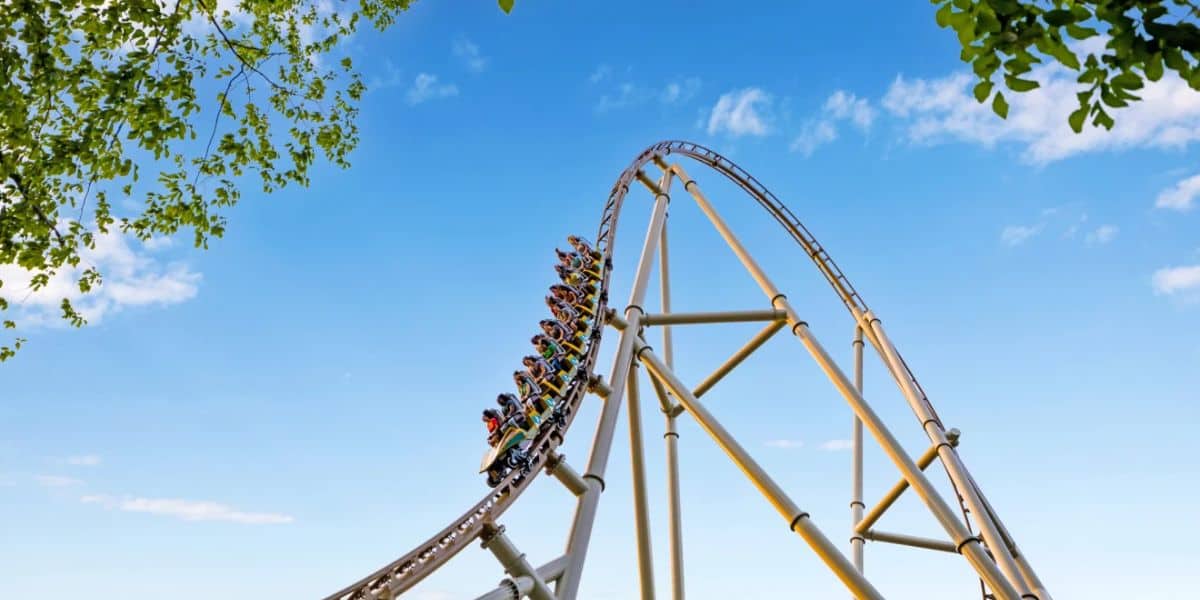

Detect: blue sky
[3,1,1200,599]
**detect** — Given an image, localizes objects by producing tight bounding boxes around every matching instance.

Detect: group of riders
[481,235,606,453]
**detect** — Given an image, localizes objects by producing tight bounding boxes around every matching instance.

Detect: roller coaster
[322,141,1054,600]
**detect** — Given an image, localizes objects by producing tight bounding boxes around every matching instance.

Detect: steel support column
[627,360,657,599]
[658,210,686,600]
[557,166,672,600]
[851,326,865,580]
[636,342,886,600]
[671,163,1024,600]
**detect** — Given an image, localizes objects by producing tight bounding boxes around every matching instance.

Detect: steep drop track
[323,140,945,600]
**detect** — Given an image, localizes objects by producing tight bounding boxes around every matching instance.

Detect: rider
[496,393,527,429]
[547,296,589,335]
[533,334,578,369]
[555,264,599,295]
[513,370,546,412]
[567,235,602,263]
[523,355,563,393]
[540,319,585,354]
[557,248,600,279]
[482,408,502,446]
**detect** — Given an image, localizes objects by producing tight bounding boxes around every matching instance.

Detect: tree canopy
[933,0,1200,131]
[0,0,414,360]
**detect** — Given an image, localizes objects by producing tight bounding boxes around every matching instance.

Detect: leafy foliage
[932,0,1200,131]
[0,0,416,360]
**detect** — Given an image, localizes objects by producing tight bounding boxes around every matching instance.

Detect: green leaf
[1043,9,1074,27]
[1145,53,1164,82]
[498,0,514,13]
[1112,72,1144,90]
[992,91,1009,118]
[1066,24,1098,40]
[1093,106,1114,130]
[1068,105,1088,133]
[935,2,954,28]
[1005,75,1039,92]
[973,80,994,102]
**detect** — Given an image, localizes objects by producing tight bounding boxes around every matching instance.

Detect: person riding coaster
[547,296,589,334]
[555,264,599,295]
[513,370,552,413]
[556,248,601,280]
[539,320,586,355]
[523,355,567,395]
[532,333,581,366]
[482,408,503,447]
[549,283,596,316]
[567,235,603,263]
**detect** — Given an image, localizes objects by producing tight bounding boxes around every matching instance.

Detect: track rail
[322,140,945,600]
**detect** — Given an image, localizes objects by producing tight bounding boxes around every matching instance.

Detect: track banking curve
[323,140,943,600]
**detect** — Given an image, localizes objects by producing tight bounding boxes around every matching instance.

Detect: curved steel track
[323,140,951,600]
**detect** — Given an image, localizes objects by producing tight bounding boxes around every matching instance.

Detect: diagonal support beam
[636,341,886,600]
[668,319,786,417]
[855,429,960,534]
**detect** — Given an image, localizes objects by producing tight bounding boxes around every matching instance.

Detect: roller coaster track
[323,141,1054,600]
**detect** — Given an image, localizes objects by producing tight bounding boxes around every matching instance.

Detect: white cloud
[707,88,772,137]
[819,439,853,451]
[64,455,102,466]
[588,65,611,84]
[764,439,804,449]
[790,120,837,156]
[790,90,875,156]
[660,77,701,105]
[0,229,200,329]
[406,73,458,106]
[452,38,487,73]
[1001,224,1042,246]
[1085,225,1119,245]
[595,76,701,112]
[596,82,642,112]
[1156,173,1200,212]
[1152,264,1200,296]
[882,64,1200,164]
[82,495,294,525]
[824,90,876,130]
[36,475,83,487]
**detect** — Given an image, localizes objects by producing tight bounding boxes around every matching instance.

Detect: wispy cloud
[707,88,772,137]
[63,455,102,467]
[1085,225,1119,245]
[881,60,1200,164]
[594,75,701,112]
[1156,173,1200,212]
[81,495,294,525]
[406,73,458,106]
[660,77,701,105]
[791,120,838,156]
[36,475,83,487]
[819,439,853,451]
[1000,224,1043,246]
[1152,264,1200,297]
[0,229,200,329]
[764,439,804,449]
[452,38,487,73]
[588,64,611,85]
[792,90,876,156]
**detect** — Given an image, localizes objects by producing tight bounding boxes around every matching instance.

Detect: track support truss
[323,142,1054,600]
